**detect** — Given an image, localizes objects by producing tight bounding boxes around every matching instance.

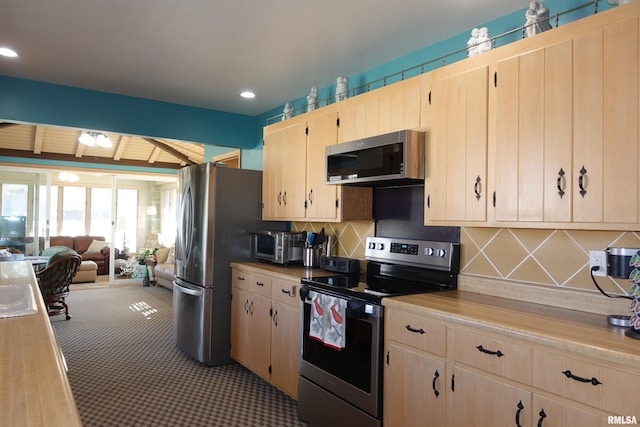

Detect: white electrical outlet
[589,250,607,276]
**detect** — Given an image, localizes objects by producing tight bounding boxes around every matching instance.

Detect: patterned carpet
[51,285,305,427]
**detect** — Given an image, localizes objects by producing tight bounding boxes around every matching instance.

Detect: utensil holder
[303,248,321,269]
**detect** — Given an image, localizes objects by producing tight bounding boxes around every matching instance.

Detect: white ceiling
[0,0,525,117]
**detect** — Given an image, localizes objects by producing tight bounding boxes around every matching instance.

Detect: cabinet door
[338,76,421,143]
[230,286,251,367]
[262,127,284,219]
[247,293,272,380]
[305,110,339,221]
[424,65,488,223]
[533,395,604,427]
[448,366,532,427]
[270,300,299,399]
[495,41,573,223]
[262,121,307,220]
[573,18,639,224]
[384,343,445,426]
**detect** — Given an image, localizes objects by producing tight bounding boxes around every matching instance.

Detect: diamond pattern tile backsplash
[462,227,640,297]
[291,221,374,259]
[293,221,640,298]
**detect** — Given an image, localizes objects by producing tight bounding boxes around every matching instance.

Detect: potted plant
[137,247,158,265]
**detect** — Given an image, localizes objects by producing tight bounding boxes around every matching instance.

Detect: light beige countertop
[384,290,640,370]
[230,261,338,281]
[0,261,82,427]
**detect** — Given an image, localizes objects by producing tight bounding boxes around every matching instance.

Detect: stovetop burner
[301,237,460,303]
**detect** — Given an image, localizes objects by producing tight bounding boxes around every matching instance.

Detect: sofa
[49,236,113,276]
[153,246,175,290]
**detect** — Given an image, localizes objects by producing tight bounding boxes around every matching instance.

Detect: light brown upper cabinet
[262,108,371,222]
[423,65,489,224]
[494,40,573,223]
[494,16,639,229]
[338,76,422,143]
[262,119,307,220]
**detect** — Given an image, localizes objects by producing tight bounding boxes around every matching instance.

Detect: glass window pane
[90,188,112,237]
[116,188,138,253]
[38,185,58,238]
[61,186,86,235]
[161,188,177,247]
[2,184,28,216]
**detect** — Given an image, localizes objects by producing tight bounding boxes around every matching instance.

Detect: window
[90,188,112,237]
[60,186,85,235]
[38,185,58,238]
[1,184,28,216]
[116,188,138,253]
[160,188,177,247]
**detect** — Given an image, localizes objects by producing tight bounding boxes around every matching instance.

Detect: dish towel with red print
[309,291,325,342]
[307,292,347,350]
[323,296,347,350]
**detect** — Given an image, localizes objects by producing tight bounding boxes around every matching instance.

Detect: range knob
[435,248,446,257]
[368,242,376,250]
[376,243,385,250]
[425,247,434,256]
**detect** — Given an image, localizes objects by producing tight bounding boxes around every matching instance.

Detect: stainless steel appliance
[325,130,424,186]
[298,236,459,427]
[173,163,283,366]
[250,230,304,264]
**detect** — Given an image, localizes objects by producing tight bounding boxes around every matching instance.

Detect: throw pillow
[86,239,108,253]
[166,246,175,264]
[154,247,170,264]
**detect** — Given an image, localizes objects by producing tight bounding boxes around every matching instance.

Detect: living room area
[0,165,178,286]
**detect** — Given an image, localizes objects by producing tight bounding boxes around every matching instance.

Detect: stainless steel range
[298,236,460,427]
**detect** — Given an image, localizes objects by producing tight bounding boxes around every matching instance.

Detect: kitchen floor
[52,285,305,426]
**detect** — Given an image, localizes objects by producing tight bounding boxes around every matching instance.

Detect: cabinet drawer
[453,329,532,386]
[232,269,251,290]
[386,308,446,356]
[248,273,273,298]
[272,279,299,308]
[601,366,640,416]
[533,350,602,410]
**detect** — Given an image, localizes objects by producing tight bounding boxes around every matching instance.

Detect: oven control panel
[365,237,459,271]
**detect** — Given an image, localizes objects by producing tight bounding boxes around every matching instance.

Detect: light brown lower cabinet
[384,306,633,427]
[384,342,446,426]
[230,267,300,399]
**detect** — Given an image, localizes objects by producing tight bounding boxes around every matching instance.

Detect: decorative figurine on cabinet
[476,27,492,54]
[467,28,480,57]
[525,1,552,37]
[283,102,294,120]
[335,76,348,102]
[467,27,491,56]
[307,86,318,112]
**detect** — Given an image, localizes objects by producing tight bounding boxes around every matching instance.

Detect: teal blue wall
[257,0,613,125]
[1,0,614,173]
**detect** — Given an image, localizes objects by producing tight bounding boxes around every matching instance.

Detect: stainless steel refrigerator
[173,162,283,366]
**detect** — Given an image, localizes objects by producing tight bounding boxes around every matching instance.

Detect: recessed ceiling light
[0,47,18,58]
[240,91,256,99]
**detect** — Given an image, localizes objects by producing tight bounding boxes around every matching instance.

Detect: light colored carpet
[51,286,304,427]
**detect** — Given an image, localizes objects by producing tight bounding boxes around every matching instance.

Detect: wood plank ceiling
[0,122,204,169]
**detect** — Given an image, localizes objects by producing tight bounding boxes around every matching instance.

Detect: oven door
[299,285,383,419]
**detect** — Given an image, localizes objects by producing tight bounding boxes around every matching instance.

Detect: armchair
[36,253,82,320]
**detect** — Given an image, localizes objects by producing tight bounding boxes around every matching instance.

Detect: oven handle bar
[300,286,382,319]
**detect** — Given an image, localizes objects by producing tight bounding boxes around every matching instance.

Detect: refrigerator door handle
[174,280,204,297]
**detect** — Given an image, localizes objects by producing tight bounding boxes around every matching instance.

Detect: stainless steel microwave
[325,129,424,186]
[251,231,304,264]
